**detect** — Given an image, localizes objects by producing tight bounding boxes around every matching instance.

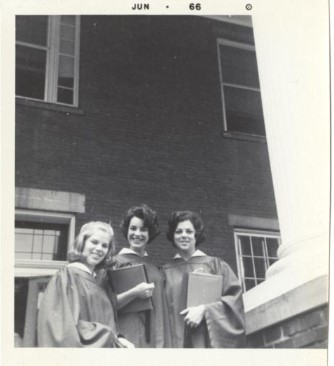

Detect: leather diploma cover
[182,272,223,347]
[185,272,223,307]
[108,264,153,314]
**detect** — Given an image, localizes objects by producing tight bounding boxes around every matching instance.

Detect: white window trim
[234,229,281,293]
[15,209,75,276]
[16,15,80,107]
[205,16,253,28]
[217,38,264,138]
[217,38,256,52]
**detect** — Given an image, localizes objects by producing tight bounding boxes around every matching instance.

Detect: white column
[244,0,329,310]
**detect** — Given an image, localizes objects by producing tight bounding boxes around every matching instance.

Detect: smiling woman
[163,211,246,348]
[127,216,150,256]
[173,220,198,259]
[81,230,111,272]
[97,205,171,348]
[37,222,134,348]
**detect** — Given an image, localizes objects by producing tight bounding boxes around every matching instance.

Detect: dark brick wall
[15,16,277,267]
[247,305,329,348]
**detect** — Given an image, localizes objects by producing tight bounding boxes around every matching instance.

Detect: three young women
[38,209,245,349]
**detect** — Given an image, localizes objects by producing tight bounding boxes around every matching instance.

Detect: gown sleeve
[96,267,119,311]
[203,258,246,348]
[160,267,173,348]
[37,268,118,347]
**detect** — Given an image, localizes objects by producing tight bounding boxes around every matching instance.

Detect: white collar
[173,249,206,260]
[67,262,96,277]
[119,247,149,257]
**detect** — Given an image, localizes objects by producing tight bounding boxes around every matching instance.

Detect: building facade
[14,15,327,349]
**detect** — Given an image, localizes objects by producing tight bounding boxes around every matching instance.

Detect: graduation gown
[37,263,120,347]
[98,251,171,348]
[162,253,246,348]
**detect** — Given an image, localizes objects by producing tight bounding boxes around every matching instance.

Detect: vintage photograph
[1,0,330,365]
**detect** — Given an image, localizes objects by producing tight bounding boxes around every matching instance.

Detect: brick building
[13,15,329,349]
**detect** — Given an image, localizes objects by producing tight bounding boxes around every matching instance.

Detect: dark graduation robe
[162,251,246,348]
[98,249,172,348]
[37,263,120,347]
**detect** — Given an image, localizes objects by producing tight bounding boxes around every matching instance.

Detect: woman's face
[173,219,196,256]
[127,216,149,254]
[82,229,110,271]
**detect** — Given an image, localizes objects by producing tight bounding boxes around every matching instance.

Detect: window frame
[15,209,75,276]
[22,276,51,347]
[217,38,265,141]
[15,15,80,107]
[234,228,281,293]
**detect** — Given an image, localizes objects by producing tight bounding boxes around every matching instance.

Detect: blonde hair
[67,221,115,269]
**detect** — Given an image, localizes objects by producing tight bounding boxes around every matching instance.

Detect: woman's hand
[117,337,135,348]
[117,282,155,309]
[180,305,206,328]
[134,282,155,299]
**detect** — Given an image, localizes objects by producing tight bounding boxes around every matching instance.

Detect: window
[234,229,281,292]
[16,15,80,106]
[14,210,75,347]
[15,276,50,347]
[217,36,265,137]
[15,221,69,261]
[15,209,75,276]
[14,188,84,346]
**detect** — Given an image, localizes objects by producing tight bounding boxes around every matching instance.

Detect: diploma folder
[184,272,223,308]
[108,264,153,314]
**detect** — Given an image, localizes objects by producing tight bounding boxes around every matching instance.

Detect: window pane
[15,232,33,253]
[16,16,48,46]
[15,228,32,235]
[32,233,43,253]
[224,87,265,136]
[59,39,75,55]
[16,45,46,100]
[44,229,56,235]
[266,238,279,258]
[224,86,264,118]
[61,16,76,26]
[43,235,56,254]
[254,257,267,278]
[57,87,74,104]
[32,252,42,260]
[252,237,264,257]
[225,111,265,136]
[60,24,75,41]
[242,257,255,278]
[269,257,278,266]
[16,252,32,260]
[219,45,260,88]
[245,279,256,291]
[41,253,54,260]
[239,236,251,255]
[58,55,74,87]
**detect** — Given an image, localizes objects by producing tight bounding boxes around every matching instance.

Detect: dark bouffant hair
[120,204,160,243]
[166,210,206,247]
